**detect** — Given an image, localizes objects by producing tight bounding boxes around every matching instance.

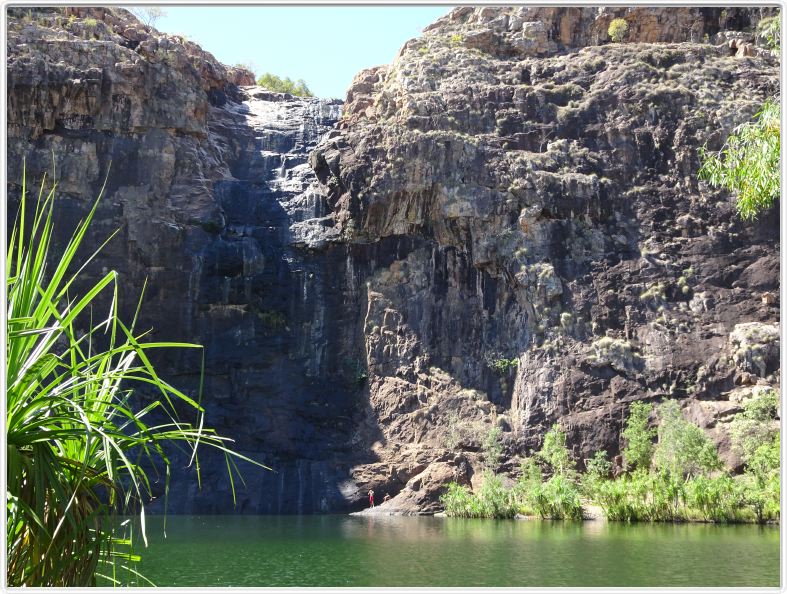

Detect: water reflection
[133,515,779,587]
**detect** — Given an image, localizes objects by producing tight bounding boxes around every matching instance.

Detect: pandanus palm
[6,165,267,586]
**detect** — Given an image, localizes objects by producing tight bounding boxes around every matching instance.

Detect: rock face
[311,5,780,502]
[6,6,780,514]
[7,6,359,514]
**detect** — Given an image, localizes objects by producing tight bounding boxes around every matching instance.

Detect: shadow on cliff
[139,101,391,515]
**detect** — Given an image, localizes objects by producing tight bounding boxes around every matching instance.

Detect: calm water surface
[134,515,779,587]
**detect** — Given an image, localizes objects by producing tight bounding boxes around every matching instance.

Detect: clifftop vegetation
[256,72,314,97]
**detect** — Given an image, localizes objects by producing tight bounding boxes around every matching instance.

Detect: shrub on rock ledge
[608,18,629,42]
[256,72,314,97]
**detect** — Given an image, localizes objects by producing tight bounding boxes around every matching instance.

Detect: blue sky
[152,7,453,99]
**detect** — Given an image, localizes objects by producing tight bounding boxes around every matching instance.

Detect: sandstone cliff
[6,6,780,514]
[311,6,780,508]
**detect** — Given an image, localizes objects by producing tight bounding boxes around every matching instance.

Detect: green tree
[621,401,655,471]
[739,433,780,522]
[699,99,780,219]
[530,475,583,520]
[608,18,629,42]
[685,474,741,522]
[757,15,781,53]
[512,457,541,514]
[538,424,575,478]
[482,425,503,470]
[652,400,721,480]
[581,451,612,497]
[746,432,780,479]
[477,471,517,518]
[440,482,476,517]
[732,391,780,522]
[730,389,779,463]
[594,470,651,521]
[440,473,517,519]
[586,451,612,479]
[256,72,314,97]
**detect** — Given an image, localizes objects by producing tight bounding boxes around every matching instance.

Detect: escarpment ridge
[6,6,779,514]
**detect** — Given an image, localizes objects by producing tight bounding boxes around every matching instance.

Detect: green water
[134,515,779,587]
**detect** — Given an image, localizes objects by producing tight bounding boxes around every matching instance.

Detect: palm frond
[7,166,270,586]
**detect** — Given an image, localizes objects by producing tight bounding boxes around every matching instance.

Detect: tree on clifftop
[257,73,314,97]
[129,6,166,28]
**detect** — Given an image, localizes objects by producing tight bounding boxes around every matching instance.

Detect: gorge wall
[7,6,780,514]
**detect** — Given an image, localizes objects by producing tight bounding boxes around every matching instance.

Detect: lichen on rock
[729,322,780,378]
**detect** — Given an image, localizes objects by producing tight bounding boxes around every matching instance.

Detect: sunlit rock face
[6,6,780,514]
[311,4,780,504]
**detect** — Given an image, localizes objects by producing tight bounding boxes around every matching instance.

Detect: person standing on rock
[368,489,375,507]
